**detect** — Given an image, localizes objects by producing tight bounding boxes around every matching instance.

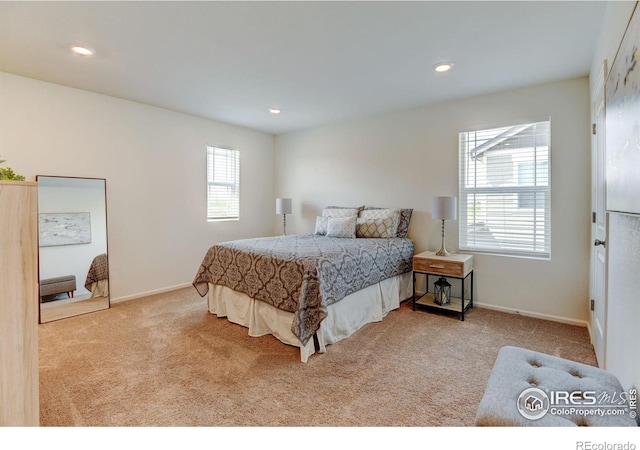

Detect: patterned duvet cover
[193,234,413,345]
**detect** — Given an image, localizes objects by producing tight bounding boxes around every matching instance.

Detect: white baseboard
[475,301,590,328]
[585,320,594,343]
[111,282,193,304]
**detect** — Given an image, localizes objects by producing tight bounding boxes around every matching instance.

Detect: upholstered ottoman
[475,346,637,426]
[40,275,76,302]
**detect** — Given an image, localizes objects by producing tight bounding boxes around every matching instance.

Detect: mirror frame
[36,175,110,323]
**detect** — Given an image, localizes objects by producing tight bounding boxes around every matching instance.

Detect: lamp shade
[276,198,292,215]
[432,196,457,220]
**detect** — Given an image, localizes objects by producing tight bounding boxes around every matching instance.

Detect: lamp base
[436,219,451,257]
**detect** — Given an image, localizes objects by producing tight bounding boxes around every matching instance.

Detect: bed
[193,206,414,362]
[85,253,109,298]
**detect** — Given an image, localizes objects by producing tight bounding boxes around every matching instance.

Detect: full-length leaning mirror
[36,176,110,323]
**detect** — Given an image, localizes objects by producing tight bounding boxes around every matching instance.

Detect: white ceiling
[0,1,607,135]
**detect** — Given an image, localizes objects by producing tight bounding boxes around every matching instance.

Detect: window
[207,146,239,221]
[458,120,551,258]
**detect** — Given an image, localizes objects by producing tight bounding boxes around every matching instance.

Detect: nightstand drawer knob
[429,264,446,269]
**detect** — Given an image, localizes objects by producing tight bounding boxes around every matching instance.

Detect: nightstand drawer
[412,251,473,278]
[413,257,465,277]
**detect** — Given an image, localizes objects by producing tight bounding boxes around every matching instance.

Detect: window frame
[206,146,240,222]
[458,120,551,259]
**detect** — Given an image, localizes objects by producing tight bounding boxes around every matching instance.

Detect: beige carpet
[38,287,596,427]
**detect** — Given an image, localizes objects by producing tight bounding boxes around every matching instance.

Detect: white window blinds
[207,146,239,221]
[458,120,551,259]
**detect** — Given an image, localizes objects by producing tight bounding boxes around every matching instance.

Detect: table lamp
[276,198,292,235]
[432,196,457,256]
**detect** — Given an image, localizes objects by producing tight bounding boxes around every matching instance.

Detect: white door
[590,60,607,368]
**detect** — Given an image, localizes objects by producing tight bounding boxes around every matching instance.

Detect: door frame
[589,59,608,368]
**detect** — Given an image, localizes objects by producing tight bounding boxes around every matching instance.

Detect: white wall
[0,72,275,301]
[275,77,591,324]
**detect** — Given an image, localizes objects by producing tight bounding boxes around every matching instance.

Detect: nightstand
[412,251,474,320]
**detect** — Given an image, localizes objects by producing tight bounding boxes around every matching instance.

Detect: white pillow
[322,207,360,218]
[314,216,328,235]
[326,216,357,238]
[359,208,400,221]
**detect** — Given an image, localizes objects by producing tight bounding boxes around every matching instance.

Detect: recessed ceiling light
[433,62,453,73]
[269,108,281,114]
[70,45,95,57]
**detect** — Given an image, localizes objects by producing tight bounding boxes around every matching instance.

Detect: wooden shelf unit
[0,181,39,426]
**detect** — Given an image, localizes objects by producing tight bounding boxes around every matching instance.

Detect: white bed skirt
[207,272,412,362]
[89,279,109,298]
